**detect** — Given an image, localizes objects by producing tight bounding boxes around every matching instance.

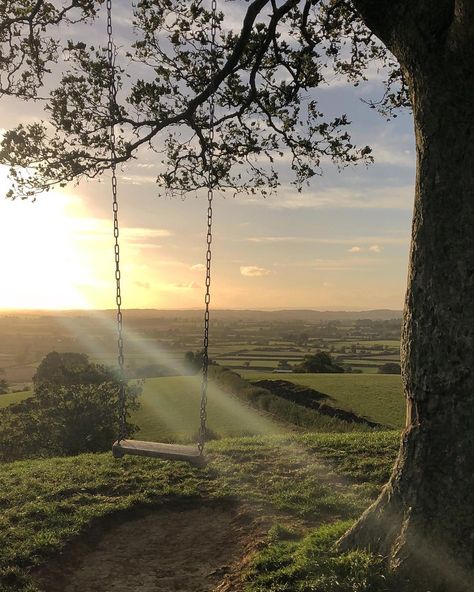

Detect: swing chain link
[198,0,218,455]
[107,0,127,442]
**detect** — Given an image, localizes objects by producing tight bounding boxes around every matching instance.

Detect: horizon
[0,306,403,315]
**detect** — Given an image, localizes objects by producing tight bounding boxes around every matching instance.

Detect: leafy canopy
[0,0,408,200]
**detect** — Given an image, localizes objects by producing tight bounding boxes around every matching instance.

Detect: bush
[378,362,401,374]
[33,351,117,387]
[0,381,140,462]
[0,351,141,462]
[294,352,344,373]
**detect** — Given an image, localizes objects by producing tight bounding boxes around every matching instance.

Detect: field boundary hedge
[210,367,378,433]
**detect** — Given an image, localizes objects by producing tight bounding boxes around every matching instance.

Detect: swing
[106,0,217,468]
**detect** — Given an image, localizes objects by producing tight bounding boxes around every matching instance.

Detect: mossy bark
[338,4,474,591]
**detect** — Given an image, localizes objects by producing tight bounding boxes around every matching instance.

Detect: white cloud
[240,266,271,277]
[369,244,382,253]
[275,257,380,272]
[370,143,415,168]
[190,263,206,271]
[171,282,200,290]
[73,219,172,243]
[246,234,409,246]
[134,280,150,290]
[349,246,362,253]
[247,185,414,211]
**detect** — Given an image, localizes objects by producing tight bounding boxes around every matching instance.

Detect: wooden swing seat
[112,439,207,467]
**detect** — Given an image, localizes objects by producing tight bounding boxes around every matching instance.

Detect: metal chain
[107,0,127,442]
[198,0,218,454]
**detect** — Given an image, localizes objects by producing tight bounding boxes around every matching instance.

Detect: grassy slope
[134,375,284,441]
[133,372,374,443]
[0,391,32,409]
[0,431,400,592]
[242,372,404,429]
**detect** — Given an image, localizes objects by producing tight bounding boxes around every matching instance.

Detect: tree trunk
[338,44,474,592]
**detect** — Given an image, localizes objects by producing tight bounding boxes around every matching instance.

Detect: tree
[1,1,473,589]
[0,378,8,394]
[0,381,140,461]
[33,351,117,387]
[0,351,140,460]
[294,351,344,373]
[378,362,401,375]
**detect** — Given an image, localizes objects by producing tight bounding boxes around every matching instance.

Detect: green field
[134,376,284,442]
[241,372,405,429]
[0,391,32,409]
[0,373,404,433]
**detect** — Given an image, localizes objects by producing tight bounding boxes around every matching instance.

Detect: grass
[133,371,375,443]
[247,521,392,592]
[241,373,405,429]
[0,431,400,592]
[0,391,32,409]
[134,375,284,442]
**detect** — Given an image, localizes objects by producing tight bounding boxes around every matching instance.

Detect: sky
[0,1,415,312]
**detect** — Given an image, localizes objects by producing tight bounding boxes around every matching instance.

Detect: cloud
[171,282,200,289]
[274,257,380,271]
[245,185,414,211]
[190,263,206,271]
[72,219,172,250]
[370,143,415,168]
[349,246,362,253]
[369,244,382,253]
[240,266,271,277]
[246,234,409,246]
[134,280,150,290]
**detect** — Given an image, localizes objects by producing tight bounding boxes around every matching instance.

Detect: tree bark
[338,13,474,592]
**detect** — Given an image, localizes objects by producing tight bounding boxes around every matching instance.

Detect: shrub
[0,381,140,461]
[294,352,344,373]
[378,363,401,374]
[0,352,142,462]
[33,351,117,387]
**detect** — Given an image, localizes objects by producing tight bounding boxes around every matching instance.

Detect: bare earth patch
[33,501,266,592]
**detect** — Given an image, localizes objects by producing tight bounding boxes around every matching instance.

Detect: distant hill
[0,309,402,322]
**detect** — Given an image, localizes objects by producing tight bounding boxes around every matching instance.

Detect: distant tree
[378,362,401,375]
[277,359,292,370]
[294,352,344,374]
[0,379,8,394]
[296,332,309,347]
[33,352,116,388]
[184,350,213,374]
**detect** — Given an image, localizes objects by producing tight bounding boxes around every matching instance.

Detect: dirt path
[34,502,263,592]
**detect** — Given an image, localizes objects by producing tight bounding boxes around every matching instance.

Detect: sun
[0,185,93,310]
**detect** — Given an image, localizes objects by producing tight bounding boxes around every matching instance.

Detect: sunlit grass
[135,376,283,442]
[0,391,32,409]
